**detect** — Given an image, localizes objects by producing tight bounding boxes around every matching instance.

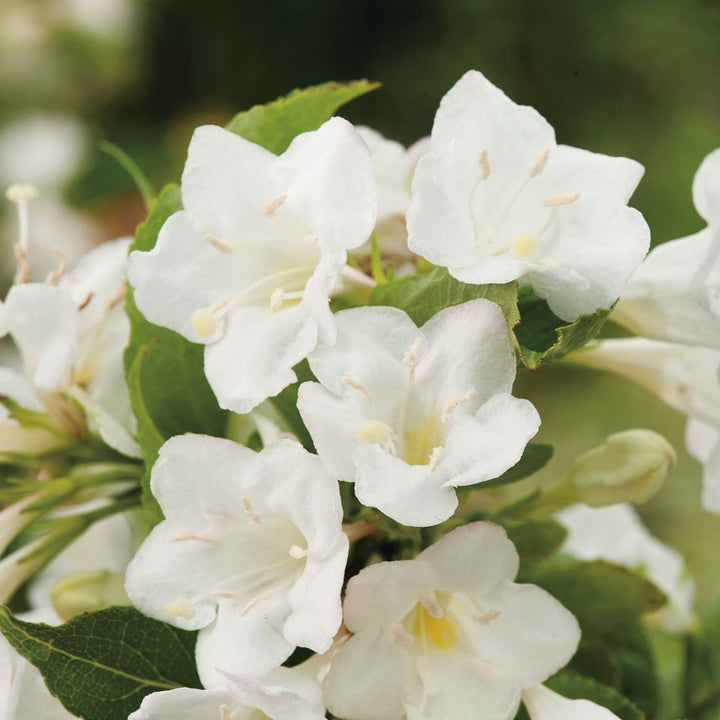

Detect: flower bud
[50,570,129,622]
[567,429,676,506]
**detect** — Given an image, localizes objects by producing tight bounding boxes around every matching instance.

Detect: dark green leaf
[226,80,380,154]
[515,291,613,369]
[267,359,316,453]
[685,600,720,719]
[493,517,566,578]
[0,606,201,720]
[369,267,519,328]
[480,443,553,488]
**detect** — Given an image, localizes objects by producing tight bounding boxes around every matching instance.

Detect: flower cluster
[0,70,716,720]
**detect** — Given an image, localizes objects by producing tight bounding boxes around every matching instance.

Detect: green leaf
[533,560,666,636]
[515,290,612,369]
[684,600,720,719]
[0,606,201,720]
[226,80,380,154]
[369,267,519,328]
[480,443,553,489]
[546,671,646,720]
[124,185,228,523]
[493,517,566,578]
[266,359,316,453]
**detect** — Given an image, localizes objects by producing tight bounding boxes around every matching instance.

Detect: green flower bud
[51,570,129,622]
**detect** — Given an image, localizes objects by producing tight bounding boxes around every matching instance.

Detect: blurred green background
[2,0,720,643]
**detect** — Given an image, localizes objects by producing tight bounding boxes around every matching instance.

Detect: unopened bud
[51,570,130,621]
[567,429,676,506]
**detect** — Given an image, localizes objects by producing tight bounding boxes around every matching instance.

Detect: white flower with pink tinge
[298,300,540,526]
[323,522,581,720]
[127,118,376,414]
[407,70,649,322]
[123,434,348,689]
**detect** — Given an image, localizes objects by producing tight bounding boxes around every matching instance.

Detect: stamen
[468,656,502,679]
[203,234,233,253]
[78,292,94,310]
[529,146,550,178]
[403,337,423,383]
[289,544,307,559]
[393,625,415,650]
[474,609,501,624]
[5,183,38,253]
[303,233,319,245]
[264,193,287,217]
[12,244,29,285]
[105,280,128,312]
[543,192,580,207]
[172,532,216,543]
[270,288,285,312]
[539,257,559,267]
[482,229,496,245]
[190,295,231,339]
[356,420,396,450]
[428,446,444,472]
[441,388,477,422]
[239,586,283,616]
[478,148,491,180]
[219,705,232,720]
[415,655,440,697]
[342,376,371,403]
[241,496,261,524]
[205,591,238,600]
[45,249,67,284]
[163,597,195,619]
[419,591,443,619]
[510,233,538,259]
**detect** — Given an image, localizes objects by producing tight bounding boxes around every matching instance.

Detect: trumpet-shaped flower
[127,118,376,414]
[124,434,348,688]
[556,503,696,632]
[128,667,325,720]
[407,70,649,322]
[613,149,720,348]
[323,522,580,720]
[298,300,540,526]
[0,237,139,457]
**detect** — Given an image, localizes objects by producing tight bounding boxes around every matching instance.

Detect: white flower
[128,667,325,720]
[406,70,650,322]
[522,684,622,720]
[685,417,720,514]
[1,633,79,720]
[323,522,580,720]
[556,503,696,633]
[354,126,429,258]
[0,237,139,457]
[613,148,720,348]
[124,434,348,688]
[127,118,376,414]
[297,300,540,526]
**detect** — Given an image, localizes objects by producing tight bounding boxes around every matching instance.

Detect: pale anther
[45,248,67,285]
[428,446,444,472]
[172,532,216,543]
[441,388,477,422]
[393,625,415,649]
[241,496,261,524]
[342,376,371,403]
[163,597,195,619]
[219,705,232,720]
[510,233,538,259]
[543,191,581,207]
[78,292,94,310]
[270,287,285,312]
[474,608,501,624]
[403,337,423,383]
[419,591,443,619]
[203,234,233,253]
[289,544,307,559]
[529,146,550,178]
[264,193,287,217]
[12,244,29,285]
[357,419,395,446]
[539,257,559,267]
[105,280,128,312]
[5,183,38,204]
[478,148,491,180]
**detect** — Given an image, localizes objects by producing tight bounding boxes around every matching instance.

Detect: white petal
[128,688,236,720]
[204,302,318,413]
[522,684,623,720]
[693,148,720,224]
[274,117,376,253]
[4,284,79,391]
[324,629,415,720]
[420,522,519,595]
